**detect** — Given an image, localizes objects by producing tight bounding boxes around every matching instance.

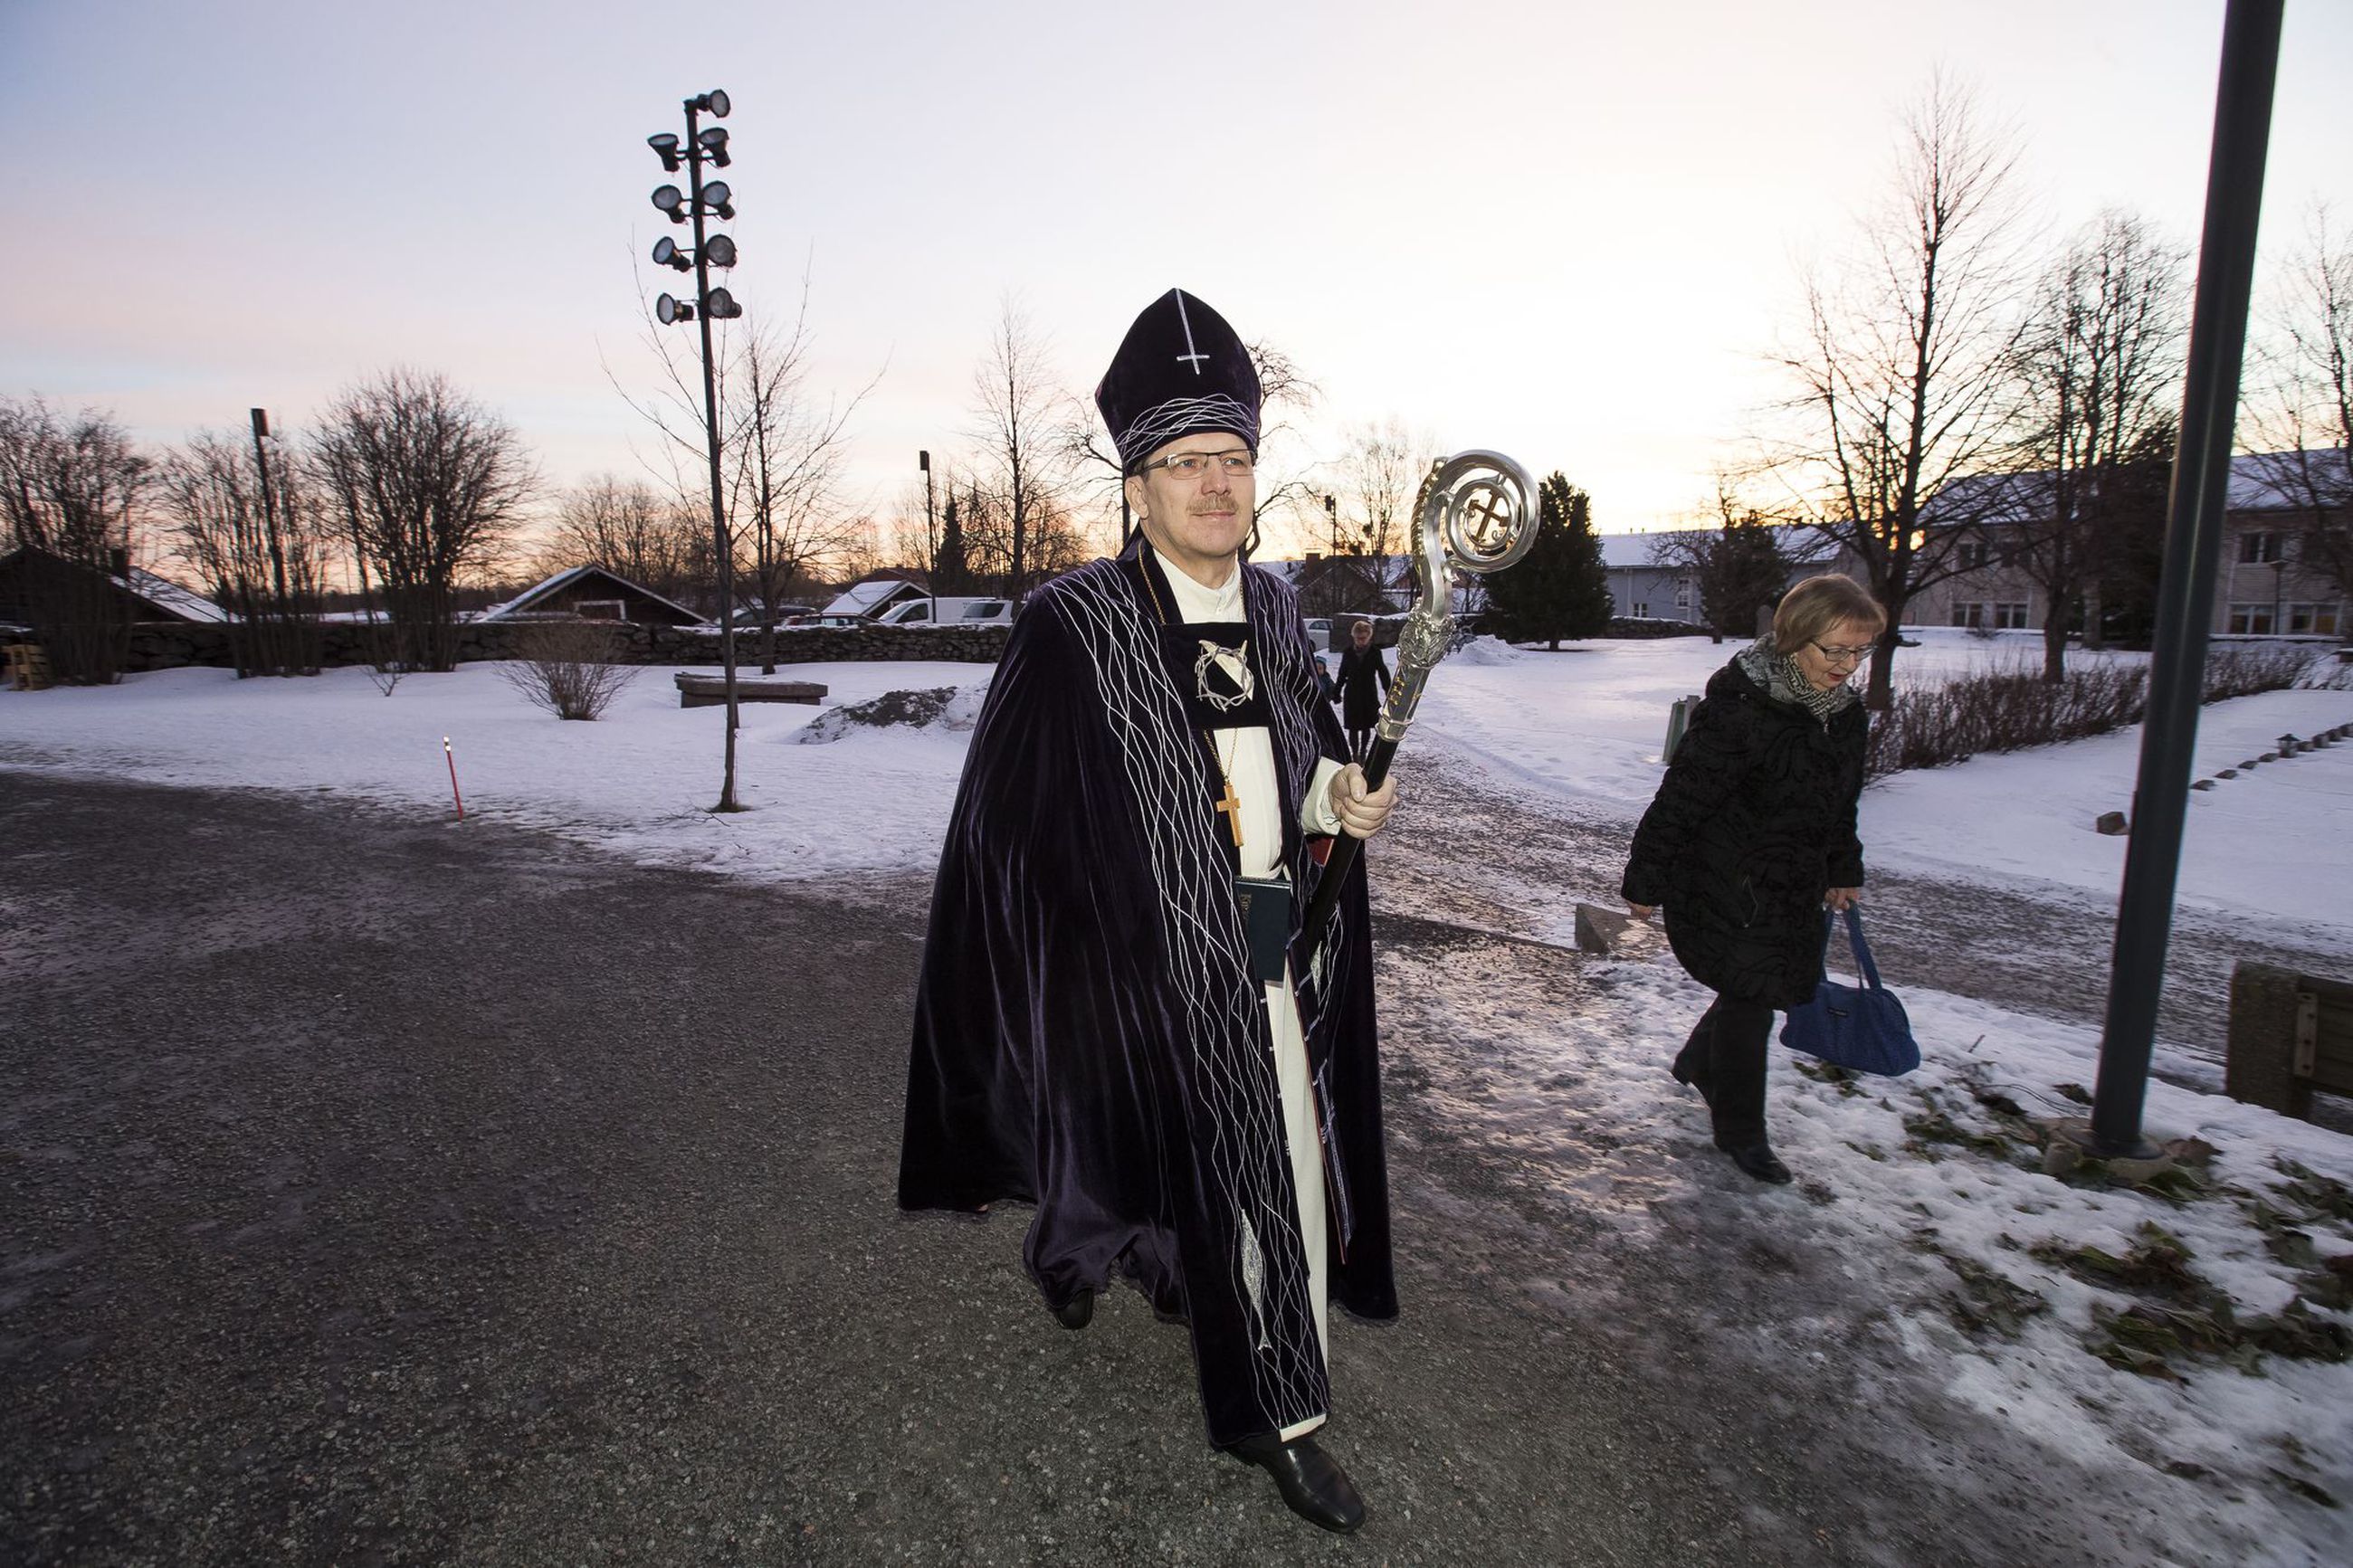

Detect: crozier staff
[1620,575,1881,1185]
[898,289,1399,1535]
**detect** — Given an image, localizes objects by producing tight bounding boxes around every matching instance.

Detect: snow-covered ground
[6,628,2352,1563]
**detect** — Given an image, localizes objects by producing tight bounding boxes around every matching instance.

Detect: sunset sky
[2,0,2347,554]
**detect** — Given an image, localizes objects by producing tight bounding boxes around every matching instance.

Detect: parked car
[728,602,815,628]
[875,595,1014,628]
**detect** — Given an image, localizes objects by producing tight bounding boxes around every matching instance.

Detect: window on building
[1674,577,1691,610]
[2238,532,2282,564]
[575,598,627,622]
[2227,603,2276,634]
[1994,602,2030,630]
[1950,603,1985,629]
[1632,602,1649,619]
[1957,542,1988,571]
[2317,604,2341,637]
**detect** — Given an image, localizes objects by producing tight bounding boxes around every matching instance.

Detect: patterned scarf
[1738,635,1857,729]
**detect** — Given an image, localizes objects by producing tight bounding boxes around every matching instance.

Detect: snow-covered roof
[820,578,924,618]
[478,564,702,624]
[1596,526,1833,570]
[1257,554,1405,584]
[1923,449,2351,527]
[122,565,230,622]
[1599,529,1700,568]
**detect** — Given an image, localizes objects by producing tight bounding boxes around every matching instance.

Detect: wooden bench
[672,672,827,709]
[2225,962,2353,1121]
[5,642,52,690]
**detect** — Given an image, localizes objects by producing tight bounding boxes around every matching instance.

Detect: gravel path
[1372,745,2353,1080]
[0,772,2268,1565]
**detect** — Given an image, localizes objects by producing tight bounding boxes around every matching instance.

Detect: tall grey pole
[686,96,742,809]
[2090,0,2282,1155]
[248,409,289,614]
[248,408,281,676]
[921,449,937,618]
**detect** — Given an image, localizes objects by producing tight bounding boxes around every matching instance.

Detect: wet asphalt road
[0,772,2224,1565]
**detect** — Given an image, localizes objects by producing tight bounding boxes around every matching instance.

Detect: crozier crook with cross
[1300,450,1539,968]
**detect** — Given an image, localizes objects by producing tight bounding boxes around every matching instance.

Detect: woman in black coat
[1620,575,1882,1184]
[1331,620,1391,764]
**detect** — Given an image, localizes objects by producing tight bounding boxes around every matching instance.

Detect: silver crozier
[1301,449,1538,965]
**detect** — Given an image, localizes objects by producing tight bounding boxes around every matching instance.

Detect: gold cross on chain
[1213,778,1244,847]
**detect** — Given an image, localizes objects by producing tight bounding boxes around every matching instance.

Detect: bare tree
[534,476,702,602]
[158,423,332,677]
[2246,206,2353,599]
[307,369,536,673]
[2009,209,2189,678]
[728,310,872,670]
[1762,75,2029,707]
[969,297,1069,595]
[0,395,153,683]
[1332,418,1439,600]
[925,461,1090,587]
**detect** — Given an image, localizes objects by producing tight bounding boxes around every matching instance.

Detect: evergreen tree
[2085,418,2176,650]
[934,494,970,594]
[1694,511,1790,643]
[1484,472,1613,649]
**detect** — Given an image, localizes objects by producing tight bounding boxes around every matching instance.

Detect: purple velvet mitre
[1094,288,1262,472]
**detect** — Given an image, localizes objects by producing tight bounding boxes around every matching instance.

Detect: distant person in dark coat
[1619,575,1881,1185]
[1331,620,1391,764]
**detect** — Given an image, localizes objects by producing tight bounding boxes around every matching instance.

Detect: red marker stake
[443,736,465,821]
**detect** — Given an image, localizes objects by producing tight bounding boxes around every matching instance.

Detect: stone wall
[119,619,1011,674]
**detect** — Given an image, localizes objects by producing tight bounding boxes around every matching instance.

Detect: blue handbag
[1780,907,1920,1076]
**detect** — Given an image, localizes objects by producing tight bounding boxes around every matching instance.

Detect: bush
[1864,645,2330,780]
[499,620,639,720]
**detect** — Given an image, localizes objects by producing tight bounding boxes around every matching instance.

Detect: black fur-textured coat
[1332,645,1391,731]
[1620,654,1868,1009]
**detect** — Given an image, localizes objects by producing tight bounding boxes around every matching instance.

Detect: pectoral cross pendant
[1214,778,1244,848]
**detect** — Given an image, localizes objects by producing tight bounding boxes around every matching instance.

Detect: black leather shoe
[1050,1288,1094,1330]
[1230,1432,1366,1534]
[1722,1143,1793,1184]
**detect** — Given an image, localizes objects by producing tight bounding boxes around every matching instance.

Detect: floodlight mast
[643,88,745,809]
[685,89,741,805]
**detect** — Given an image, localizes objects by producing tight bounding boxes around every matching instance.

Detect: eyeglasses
[1809,640,1874,666]
[1142,448,1254,480]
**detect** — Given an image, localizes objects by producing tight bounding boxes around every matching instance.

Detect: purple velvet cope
[897,541,1396,1449]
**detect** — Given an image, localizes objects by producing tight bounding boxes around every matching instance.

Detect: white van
[876,596,1014,628]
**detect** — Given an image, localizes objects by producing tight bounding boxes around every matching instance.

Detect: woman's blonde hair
[1771,575,1886,653]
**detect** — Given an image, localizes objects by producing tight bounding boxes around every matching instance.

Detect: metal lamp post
[2089,0,2282,1156]
[919,450,940,619]
[647,88,748,811]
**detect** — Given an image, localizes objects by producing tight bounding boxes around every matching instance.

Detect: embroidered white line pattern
[1116,394,1259,469]
[1038,560,1329,1433]
[1249,570,1351,1057]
